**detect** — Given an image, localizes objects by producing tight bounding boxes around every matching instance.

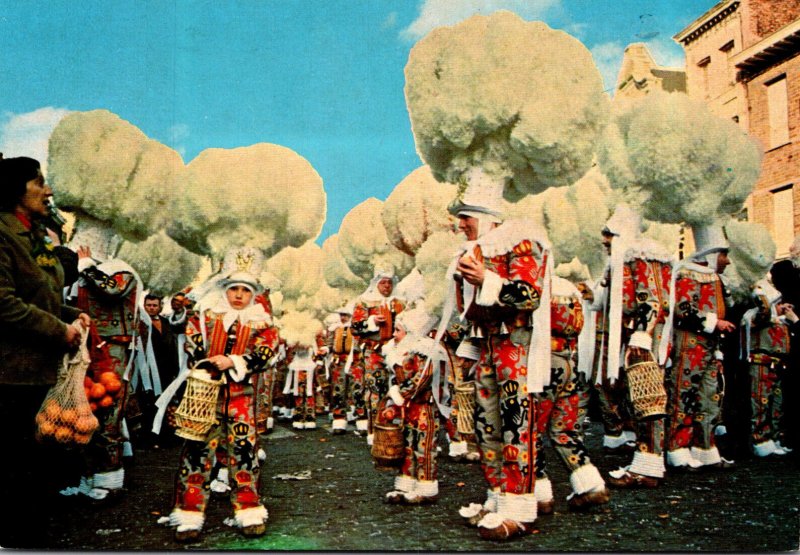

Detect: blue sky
[0,0,706,244]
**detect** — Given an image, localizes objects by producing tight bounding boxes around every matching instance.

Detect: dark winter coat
[0,211,81,386]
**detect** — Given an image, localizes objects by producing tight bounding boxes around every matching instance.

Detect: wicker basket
[626,360,667,420]
[174,366,222,441]
[455,381,476,435]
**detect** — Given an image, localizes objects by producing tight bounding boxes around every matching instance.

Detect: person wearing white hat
[165,246,280,542]
[382,304,445,505]
[446,168,552,541]
[351,268,406,442]
[588,204,672,489]
[327,305,359,434]
[658,223,737,472]
[60,241,142,504]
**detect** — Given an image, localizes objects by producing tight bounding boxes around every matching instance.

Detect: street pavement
[18,417,800,552]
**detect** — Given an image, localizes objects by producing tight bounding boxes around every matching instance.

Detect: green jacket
[0,212,82,386]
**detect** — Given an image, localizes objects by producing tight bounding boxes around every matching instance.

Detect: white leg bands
[169,508,205,532]
[304,421,317,429]
[234,506,268,528]
[667,447,693,467]
[292,421,304,429]
[449,440,468,457]
[496,492,537,523]
[93,468,125,490]
[332,419,347,431]
[570,464,606,495]
[266,417,274,429]
[414,479,439,497]
[394,474,416,493]
[367,433,374,446]
[691,446,721,466]
[535,477,553,502]
[629,451,665,478]
[753,440,777,457]
[355,419,369,431]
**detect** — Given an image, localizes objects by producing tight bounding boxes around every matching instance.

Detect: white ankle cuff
[234,506,268,527]
[535,477,553,502]
[570,464,606,494]
[629,451,665,478]
[497,493,537,523]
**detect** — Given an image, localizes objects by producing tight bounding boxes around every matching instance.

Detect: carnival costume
[659,225,732,470]
[382,305,446,505]
[592,205,672,488]
[534,275,608,512]
[165,247,280,541]
[283,347,319,429]
[328,306,361,434]
[66,248,140,501]
[742,280,794,457]
[351,269,406,439]
[444,169,552,541]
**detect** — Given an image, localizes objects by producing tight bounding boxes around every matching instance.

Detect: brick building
[674,0,800,257]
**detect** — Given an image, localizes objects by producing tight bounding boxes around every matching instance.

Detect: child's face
[226,285,253,310]
[393,324,407,342]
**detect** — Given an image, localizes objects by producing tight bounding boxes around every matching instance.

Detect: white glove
[388,385,405,407]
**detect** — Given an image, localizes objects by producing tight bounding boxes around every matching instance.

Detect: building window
[772,185,795,256]
[766,75,790,148]
[697,56,711,99]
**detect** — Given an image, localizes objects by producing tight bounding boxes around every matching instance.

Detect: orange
[104,379,122,395]
[74,415,97,434]
[84,376,94,388]
[54,426,74,443]
[44,400,61,419]
[90,383,106,400]
[60,408,78,425]
[98,371,118,385]
[73,432,92,445]
[38,420,56,437]
[98,395,114,408]
[89,402,98,412]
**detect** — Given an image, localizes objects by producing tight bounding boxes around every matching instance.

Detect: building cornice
[674,0,740,46]
[733,18,800,80]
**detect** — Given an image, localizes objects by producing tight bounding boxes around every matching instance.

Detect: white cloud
[382,11,398,29]
[644,36,685,69]
[590,41,625,94]
[401,0,560,41]
[0,107,72,173]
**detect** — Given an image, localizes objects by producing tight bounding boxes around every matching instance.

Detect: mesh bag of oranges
[35,322,99,445]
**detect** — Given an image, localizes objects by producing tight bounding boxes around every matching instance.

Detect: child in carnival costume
[283,345,319,430]
[62,226,141,503]
[380,303,449,505]
[533,271,610,513]
[164,246,280,542]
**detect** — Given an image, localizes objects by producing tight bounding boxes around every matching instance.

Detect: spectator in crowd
[0,156,89,547]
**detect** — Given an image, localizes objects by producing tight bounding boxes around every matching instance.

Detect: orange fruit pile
[84,371,124,412]
[36,399,98,444]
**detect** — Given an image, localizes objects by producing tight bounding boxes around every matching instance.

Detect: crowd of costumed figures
[2,11,797,546]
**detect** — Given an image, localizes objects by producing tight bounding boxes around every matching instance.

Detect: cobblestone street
[25,418,800,552]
